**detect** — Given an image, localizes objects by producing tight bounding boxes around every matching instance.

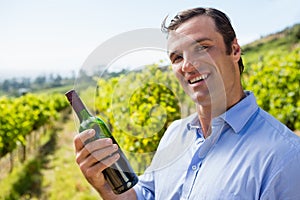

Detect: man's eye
[196,45,208,52]
[171,55,183,64]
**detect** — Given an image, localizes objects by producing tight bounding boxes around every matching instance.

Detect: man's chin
[192,93,211,107]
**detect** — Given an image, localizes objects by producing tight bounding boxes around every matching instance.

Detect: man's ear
[232,38,241,61]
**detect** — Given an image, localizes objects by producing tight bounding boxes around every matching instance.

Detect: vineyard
[244,46,300,130]
[0,94,68,159]
[0,26,300,199]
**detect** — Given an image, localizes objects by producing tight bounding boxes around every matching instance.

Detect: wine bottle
[65,89,138,194]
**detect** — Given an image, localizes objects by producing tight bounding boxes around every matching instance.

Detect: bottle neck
[77,109,92,122]
[65,90,92,122]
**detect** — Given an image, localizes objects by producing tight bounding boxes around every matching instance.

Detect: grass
[0,112,101,200]
[41,113,100,200]
[0,125,57,199]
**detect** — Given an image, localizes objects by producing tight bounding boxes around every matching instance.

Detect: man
[74,7,300,199]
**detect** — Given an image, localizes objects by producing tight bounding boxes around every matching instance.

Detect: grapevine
[0,93,68,158]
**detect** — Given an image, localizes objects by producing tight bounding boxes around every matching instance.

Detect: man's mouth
[188,74,208,84]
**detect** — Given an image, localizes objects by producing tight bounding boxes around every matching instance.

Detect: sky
[0,0,299,80]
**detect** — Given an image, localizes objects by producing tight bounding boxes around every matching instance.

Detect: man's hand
[74,129,119,193]
[73,129,137,199]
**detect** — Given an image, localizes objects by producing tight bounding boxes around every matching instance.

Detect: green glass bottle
[65,89,138,194]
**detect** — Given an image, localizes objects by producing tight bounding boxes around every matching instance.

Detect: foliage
[0,93,69,157]
[0,110,99,200]
[244,46,300,130]
[93,65,190,172]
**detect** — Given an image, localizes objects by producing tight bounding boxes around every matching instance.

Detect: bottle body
[65,90,138,194]
[79,116,138,194]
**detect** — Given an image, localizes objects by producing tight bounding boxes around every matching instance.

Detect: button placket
[181,128,205,199]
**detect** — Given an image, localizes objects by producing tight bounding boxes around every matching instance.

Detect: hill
[242,23,300,65]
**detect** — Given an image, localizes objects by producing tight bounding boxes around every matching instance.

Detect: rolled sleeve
[133,173,155,200]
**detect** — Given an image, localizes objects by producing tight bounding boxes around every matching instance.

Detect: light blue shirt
[134,91,300,199]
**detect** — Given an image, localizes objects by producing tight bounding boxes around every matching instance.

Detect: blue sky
[0,0,299,79]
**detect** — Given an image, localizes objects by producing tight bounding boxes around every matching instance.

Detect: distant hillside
[242,23,300,65]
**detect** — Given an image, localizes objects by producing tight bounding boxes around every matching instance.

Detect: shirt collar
[220,91,259,134]
[186,91,259,134]
[186,113,201,131]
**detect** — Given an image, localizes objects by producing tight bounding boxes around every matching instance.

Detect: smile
[188,74,208,84]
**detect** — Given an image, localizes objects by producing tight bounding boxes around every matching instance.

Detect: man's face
[167,15,240,108]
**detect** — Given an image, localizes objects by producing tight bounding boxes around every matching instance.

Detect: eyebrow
[192,37,213,45]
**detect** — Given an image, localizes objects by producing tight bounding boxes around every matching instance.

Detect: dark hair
[162,7,244,74]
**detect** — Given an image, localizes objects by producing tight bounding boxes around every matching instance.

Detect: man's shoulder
[253,107,300,152]
[257,108,296,135]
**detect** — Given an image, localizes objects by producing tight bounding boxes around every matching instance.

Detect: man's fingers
[77,142,118,166]
[74,128,121,182]
[84,153,120,179]
[74,129,95,151]
[81,152,120,177]
[85,137,114,154]
[100,153,120,169]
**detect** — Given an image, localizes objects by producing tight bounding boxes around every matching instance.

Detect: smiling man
[74,7,300,199]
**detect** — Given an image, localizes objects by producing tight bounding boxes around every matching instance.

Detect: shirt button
[192,165,197,171]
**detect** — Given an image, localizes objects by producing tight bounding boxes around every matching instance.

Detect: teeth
[189,74,208,84]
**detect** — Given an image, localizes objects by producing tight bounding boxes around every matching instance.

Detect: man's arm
[73,129,137,200]
[260,153,300,199]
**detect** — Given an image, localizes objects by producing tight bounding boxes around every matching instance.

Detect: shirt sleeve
[133,172,155,200]
[133,117,190,199]
[261,152,300,199]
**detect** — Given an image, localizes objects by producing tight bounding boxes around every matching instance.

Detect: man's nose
[182,57,195,72]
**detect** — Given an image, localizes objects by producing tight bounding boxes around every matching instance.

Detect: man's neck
[197,106,212,138]
[196,90,246,138]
